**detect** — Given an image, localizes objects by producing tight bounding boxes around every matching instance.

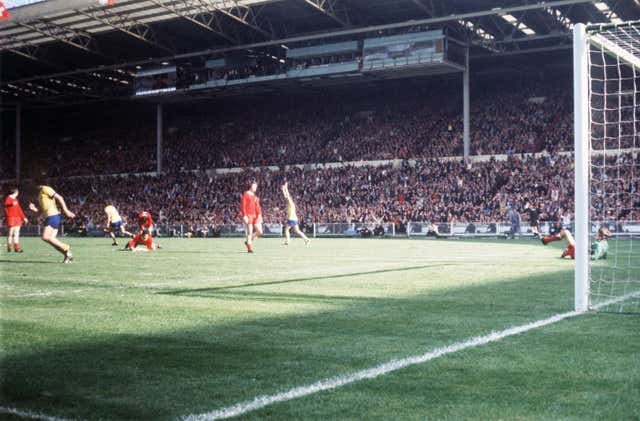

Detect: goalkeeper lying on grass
[541,225,611,260]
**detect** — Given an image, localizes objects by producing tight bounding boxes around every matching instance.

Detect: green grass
[0,237,638,420]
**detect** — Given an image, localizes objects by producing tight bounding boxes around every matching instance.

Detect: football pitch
[1,237,638,420]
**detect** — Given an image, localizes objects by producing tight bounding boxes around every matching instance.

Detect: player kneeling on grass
[590,227,611,260]
[541,225,611,260]
[5,187,29,253]
[125,211,160,252]
[104,200,133,246]
[281,182,310,246]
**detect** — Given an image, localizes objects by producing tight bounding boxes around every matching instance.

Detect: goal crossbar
[590,32,640,72]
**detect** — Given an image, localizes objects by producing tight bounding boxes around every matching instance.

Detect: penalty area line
[182,291,640,421]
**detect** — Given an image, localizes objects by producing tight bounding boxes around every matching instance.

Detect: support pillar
[16,104,21,182]
[156,104,163,174]
[463,47,470,164]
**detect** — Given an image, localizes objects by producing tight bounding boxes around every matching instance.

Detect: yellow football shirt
[287,197,298,221]
[38,185,59,217]
[104,205,122,223]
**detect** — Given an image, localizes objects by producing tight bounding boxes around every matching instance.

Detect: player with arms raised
[5,187,29,253]
[241,180,262,253]
[104,200,133,246]
[281,182,310,246]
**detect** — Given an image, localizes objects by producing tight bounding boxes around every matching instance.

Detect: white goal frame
[573,23,590,312]
[573,21,640,312]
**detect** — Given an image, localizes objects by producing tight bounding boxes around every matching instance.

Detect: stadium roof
[1,0,638,108]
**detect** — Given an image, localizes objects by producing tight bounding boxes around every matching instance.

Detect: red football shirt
[5,195,26,225]
[241,191,261,217]
[137,211,153,229]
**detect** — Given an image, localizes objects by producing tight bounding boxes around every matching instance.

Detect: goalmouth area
[1,236,638,420]
[2,3,640,420]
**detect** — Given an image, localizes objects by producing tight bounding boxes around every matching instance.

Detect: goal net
[574,21,640,313]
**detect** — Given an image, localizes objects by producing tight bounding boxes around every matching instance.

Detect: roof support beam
[214,0,275,39]
[301,0,349,28]
[544,4,576,31]
[146,0,239,44]
[14,18,104,56]
[2,35,61,68]
[507,11,527,38]
[75,6,175,54]
[410,0,500,52]
[472,43,572,58]
[410,0,429,14]
[3,0,597,88]
[7,48,58,67]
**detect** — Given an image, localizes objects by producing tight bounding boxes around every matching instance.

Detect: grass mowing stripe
[0,406,74,421]
[183,291,640,421]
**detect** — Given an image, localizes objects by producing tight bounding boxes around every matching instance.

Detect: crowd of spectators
[10,153,592,231]
[4,80,637,230]
[8,127,156,178]
[3,152,637,232]
[162,86,574,171]
[5,82,575,179]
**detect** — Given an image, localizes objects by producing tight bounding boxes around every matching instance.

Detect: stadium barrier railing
[5,221,639,239]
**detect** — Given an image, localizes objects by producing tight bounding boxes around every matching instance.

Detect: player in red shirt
[5,187,29,253]
[241,180,263,253]
[125,211,160,251]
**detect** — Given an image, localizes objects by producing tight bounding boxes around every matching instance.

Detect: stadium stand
[2,79,604,231]
[4,81,572,179]
[16,153,582,230]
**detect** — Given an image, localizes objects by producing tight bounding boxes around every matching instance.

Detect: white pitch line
[7,289,87,298]
[182,291,640,421]
[0,406,74,421]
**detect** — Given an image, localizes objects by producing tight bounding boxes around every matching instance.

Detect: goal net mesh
[586,21,640,312]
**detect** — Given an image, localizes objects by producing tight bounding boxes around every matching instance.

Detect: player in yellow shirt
[103,200,133,246]
[28,184,75,263]
[281,182,310,246]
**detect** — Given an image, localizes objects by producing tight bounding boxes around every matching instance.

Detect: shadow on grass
[157,264,454,296]
[0,269,581,420]
[155,250,213,254]
[0,260,58,265]
[201,289,374,303]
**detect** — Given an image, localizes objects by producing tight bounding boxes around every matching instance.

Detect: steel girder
[75,5,175,53]
[410,0,501,52]
[213,0,275,39]
[146,0,239,43]
[2,34,61,67]
[14,18,104,56]
[301,0,349,27]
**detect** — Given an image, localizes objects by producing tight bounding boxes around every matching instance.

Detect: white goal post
[574,23,590,312]
[573,21,640,312]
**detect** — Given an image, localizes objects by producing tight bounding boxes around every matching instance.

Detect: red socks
[562,244,575,259]
[14,243,19,251]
